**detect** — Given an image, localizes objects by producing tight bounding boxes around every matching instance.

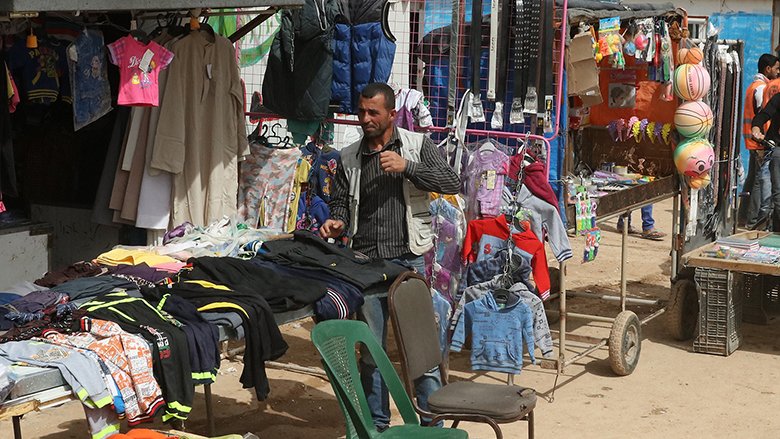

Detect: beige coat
[151,31,248,228]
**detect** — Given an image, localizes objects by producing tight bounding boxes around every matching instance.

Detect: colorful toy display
[608,118,674,145]
[597,17,625,69]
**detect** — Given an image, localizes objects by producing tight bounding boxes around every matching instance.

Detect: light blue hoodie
[451,292,535,374]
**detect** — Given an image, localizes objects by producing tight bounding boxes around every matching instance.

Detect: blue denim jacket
[451,292,535,374]
[68,29,112,130]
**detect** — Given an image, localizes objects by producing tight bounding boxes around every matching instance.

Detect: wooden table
[681,230,780,276]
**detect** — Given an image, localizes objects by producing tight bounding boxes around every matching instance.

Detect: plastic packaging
[0,362,15,403]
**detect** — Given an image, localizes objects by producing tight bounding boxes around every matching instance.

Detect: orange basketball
[682,47,703,65]
[677,48,689,65]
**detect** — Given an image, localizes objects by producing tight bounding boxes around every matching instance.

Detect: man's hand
[379,151,407,173]
[320,219,346,239]
[752,126,766,141]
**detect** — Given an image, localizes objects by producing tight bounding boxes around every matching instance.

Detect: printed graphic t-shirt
[107,35,173,107]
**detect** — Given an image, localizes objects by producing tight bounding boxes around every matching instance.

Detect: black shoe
[748,215,769,231]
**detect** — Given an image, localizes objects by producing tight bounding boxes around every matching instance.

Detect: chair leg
[486,419,502,439]
[13,415,22,439]
[527,410,535,439]
[451,420,460,429]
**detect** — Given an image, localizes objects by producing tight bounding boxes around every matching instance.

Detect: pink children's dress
[107,35,174,107]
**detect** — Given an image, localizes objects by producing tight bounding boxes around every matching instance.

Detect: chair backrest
[388,272,444,385]
[311,319,420,438]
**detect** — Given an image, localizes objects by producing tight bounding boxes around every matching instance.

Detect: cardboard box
[566,32,603,107]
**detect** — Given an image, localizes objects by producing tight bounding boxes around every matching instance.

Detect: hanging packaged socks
[523,0,540,115]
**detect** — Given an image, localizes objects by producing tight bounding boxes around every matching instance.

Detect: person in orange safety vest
[743,54,779,230]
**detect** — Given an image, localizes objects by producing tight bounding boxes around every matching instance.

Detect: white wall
[0,230,49,291]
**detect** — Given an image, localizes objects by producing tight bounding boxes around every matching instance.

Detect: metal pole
[204,383,215,437]
[620,213,628,311]
[565,291,662,306]
[562,312,615,323]
[640,308,667,325]
[12,416,22,439]
[558,261,566,374]
[563,339,609,368]
[671,193,680,279]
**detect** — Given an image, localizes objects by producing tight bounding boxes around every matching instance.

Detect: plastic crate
[742,274,780,324]
[692,268,743,356]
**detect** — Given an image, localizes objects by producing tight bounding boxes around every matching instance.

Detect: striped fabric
[332,128,460,259]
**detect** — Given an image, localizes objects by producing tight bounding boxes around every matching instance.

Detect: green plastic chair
[311,319,469,439]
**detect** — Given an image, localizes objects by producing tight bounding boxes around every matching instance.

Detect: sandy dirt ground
[2,198,780,439]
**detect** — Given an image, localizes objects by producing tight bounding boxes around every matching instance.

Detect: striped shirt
[330,127,460,259]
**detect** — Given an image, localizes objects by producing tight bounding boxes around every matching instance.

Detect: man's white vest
[339,127,434,255]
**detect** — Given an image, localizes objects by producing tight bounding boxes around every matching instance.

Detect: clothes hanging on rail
[67,29,112,130]
[516,185,572,262]
[330,0,396,114]
[462,216,551,299]
[300,142,341,204]
[0,52,14,204]
[457,276,553,360]
[151,31,248,228]
[263,0,341,120]
[135,33,180,230]
[107,35,173,107]
[465,146,510,219]
[451,291,535,374]
[393,87,433,130]
[238,140,301,230]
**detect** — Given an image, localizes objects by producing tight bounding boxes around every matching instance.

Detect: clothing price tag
[139,49,154,73]
[206,64,213,80]
[485,170,497,190]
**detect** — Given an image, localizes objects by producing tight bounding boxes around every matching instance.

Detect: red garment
[110,428,176,439]
[508,154,523,182]
[521,162,558,212]
[462,216,551,299]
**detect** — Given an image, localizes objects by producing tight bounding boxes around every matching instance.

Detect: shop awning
[0,0,303,12]
[555,0,683,24]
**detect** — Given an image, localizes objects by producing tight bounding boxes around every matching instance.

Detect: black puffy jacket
[263,0,342,120]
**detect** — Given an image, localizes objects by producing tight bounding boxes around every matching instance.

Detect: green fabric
[759,234,780,249]
[208,10,281,67]
[287,119,321,144]
[311,320,469,439]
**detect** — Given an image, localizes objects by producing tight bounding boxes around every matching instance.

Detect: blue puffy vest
[331,5,396,114]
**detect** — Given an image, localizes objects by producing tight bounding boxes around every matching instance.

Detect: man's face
[357,94,396,139]
[769,61,780,80]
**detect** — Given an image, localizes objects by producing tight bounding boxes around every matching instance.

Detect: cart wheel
[545,267,561,324]
[666,279,698,341]
[608,311,641,376]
